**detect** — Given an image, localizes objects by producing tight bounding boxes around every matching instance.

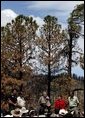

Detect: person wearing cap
[68,91,79,117]
[54,94,67,115]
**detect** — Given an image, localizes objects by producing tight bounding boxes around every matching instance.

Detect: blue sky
[1,1,84,24]
[1,1,32,16]
[1,1,84,76]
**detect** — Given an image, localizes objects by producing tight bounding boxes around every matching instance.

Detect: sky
[1,1,84,76]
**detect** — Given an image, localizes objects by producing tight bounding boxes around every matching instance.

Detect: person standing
[38,91,51,115]
[68,91,79,117]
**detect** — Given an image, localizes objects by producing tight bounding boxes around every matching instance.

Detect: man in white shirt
[68,91,79,117]
[38,91,51,115]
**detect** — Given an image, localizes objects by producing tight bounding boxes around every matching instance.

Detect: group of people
[1,89,26,117]
[38,91,84,117]
[1,89,84,117]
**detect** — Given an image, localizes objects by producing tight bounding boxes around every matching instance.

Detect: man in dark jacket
[8,89,18,111]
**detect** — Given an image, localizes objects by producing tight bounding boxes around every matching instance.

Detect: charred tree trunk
[48,31,51,98]
[68,31,73,78]
[48,61,51,98]
[19,38,23,79]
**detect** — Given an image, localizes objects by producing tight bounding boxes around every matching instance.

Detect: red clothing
[54,99,67,110]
